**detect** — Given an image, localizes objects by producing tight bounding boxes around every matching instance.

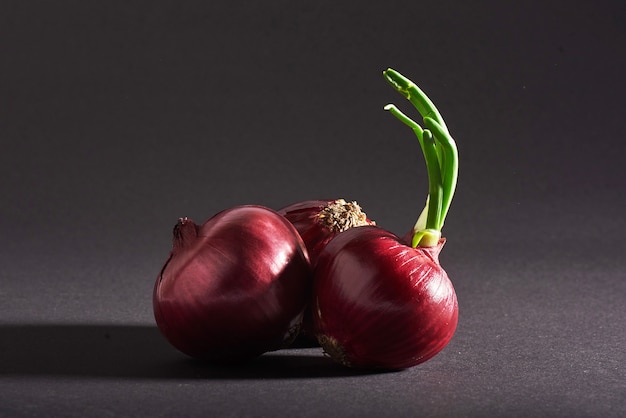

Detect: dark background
[1,1,624,416]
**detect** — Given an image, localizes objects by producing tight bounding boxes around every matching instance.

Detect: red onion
[313,227,457,369]
[277,199,375,266]
[153,205,312,362]
[312,69,460,369]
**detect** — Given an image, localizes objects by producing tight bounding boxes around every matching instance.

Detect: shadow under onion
[0,324,396,379]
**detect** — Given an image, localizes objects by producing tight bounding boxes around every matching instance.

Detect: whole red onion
[313,226,458,369]
[277,198,375,266]
[153,205,312,362]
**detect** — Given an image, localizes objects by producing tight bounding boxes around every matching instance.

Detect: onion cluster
[153,68,460,370]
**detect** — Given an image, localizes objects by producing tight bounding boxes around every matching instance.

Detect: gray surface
[1,1,625,416]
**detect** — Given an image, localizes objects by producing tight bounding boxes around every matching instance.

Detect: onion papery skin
[313,226,458,370]
[277,199,375,266]
[153,205,312,362]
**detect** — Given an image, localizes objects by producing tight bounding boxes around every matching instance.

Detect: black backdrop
[1,1,625,416]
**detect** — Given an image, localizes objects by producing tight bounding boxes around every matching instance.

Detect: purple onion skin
[313,226,458,370]
[153,205,312,362]
[277,199,340,266]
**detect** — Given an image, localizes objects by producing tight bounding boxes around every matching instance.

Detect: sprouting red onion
[312,226,458,369]
[312,68,461,369]
[153,205,312,362]
[277,198,375,266]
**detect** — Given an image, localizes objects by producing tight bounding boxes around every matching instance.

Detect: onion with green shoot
[312,68,460,369]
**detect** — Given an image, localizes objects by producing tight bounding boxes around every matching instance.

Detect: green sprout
[383,68,459,248]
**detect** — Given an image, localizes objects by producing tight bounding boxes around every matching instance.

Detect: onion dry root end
[318,334,351,367]
[316,199,373,233]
